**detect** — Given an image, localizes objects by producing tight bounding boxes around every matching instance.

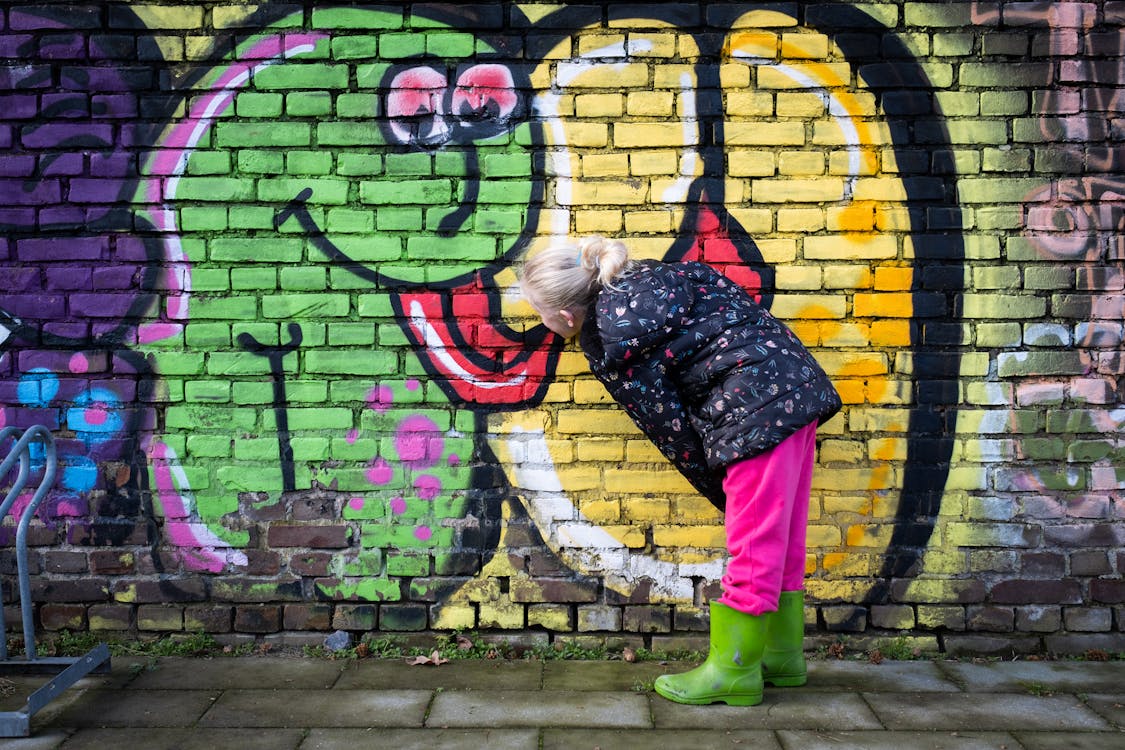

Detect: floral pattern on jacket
[579,260,842,511]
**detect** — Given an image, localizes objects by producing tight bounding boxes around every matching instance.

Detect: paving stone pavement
[0,656,1122,749]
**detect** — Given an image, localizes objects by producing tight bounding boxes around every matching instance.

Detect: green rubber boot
[654,601,764,706]
[762,590,807,687]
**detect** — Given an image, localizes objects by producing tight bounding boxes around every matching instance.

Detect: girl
[520,236,841,706]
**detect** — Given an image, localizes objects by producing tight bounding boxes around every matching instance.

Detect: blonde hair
[519,236,633,312]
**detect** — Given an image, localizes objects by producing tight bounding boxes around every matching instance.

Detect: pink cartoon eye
[451,64,518,123]
[387,66,450,146]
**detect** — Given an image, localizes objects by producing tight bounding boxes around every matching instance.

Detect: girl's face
[522,287,585,339]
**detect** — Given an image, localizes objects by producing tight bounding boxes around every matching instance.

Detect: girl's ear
[559,309,575,327]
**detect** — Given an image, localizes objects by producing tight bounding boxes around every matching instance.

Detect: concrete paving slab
[55,727,304,750]
[334,658,543,691]
[542,728,782,749]
[129,656,346,691]
[938,661,1125,694]
[47,689,220,728]
[867,692,1113,731]
[1081,694,1125,728]
[1012,730,1125,750]
[427,690,651,729]
[542,660,668,691]
[777,730,1020,750]
[805,661,962,692]
[199,688,431,728]
[302,728,539,750]
[652,691,883,730]
[0,678,60,713]
[0,731,67,750]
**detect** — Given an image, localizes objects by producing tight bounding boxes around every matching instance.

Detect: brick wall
[1,1,1123,656]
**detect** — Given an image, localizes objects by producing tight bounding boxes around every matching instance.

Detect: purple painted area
[115,237,150,262]
[39,34,88,60]
[17,237,108,262]
[92,94,139,119]
[41,152,84,176]
[0,95,41,119]
[92,266,139,289]
[0,156,35,176]
[71,293,155,319]
[42,322,88,340]
[38,206,88,226]
[6,269,39,291]
[41,92,89,116]
[69,178,127,203]
[0,65,51,90]
[4,295,67,319]
[11,10,97,31]
[44,268,93,290]
[0,35,34,57]
[21,122,114,149]
[0,178,61,204]
[1,407,61,430]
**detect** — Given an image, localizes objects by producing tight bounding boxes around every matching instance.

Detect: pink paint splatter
[414,474,442,501]
[366,457,393,486]
[396,414,442,469]
[447,453,461,467]
[7,493,34,523]
[68,352,89,374]
[138,323,183,345]
[348,497,365,511]
[346,429,359,444]
[366,384,394,413]
[405,379,420,391]
[84,403,109,426]
[414,526,432,541]
[389,497,407,515]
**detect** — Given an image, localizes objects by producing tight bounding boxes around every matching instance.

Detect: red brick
[88,604,133,631]
[289,553,333,577]
[89,550,135,575]
[31,579,109,602]
[40,603,87,631]
[267,524,350,548]
[991,579,1082,605]
[184,605,233,633]
[234,605,282,633]
[623,605,672,634]
[137,605,184,632]
[332,604,377,630]
[44,551,89,574]
[283,603,333,631]
[1091,579,1125,603]
[112,578,206,603]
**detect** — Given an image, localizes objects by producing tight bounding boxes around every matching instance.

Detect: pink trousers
[716,422,817,616]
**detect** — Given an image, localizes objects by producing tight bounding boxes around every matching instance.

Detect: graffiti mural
[1,1,1120,645]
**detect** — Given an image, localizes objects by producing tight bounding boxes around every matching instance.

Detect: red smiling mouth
[392,272,562,407]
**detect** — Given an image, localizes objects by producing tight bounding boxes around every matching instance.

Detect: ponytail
[520,236,634,312]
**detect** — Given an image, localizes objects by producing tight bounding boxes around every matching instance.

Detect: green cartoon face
[135,8,538,591]
[174,7,534,288]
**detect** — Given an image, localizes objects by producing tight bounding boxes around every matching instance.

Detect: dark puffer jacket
[579,260,842,511]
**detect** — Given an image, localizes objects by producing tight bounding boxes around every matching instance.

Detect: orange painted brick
[854,292,914,318]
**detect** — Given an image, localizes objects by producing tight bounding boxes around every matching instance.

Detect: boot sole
[763,675,807,687]
[653,685,763,706]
